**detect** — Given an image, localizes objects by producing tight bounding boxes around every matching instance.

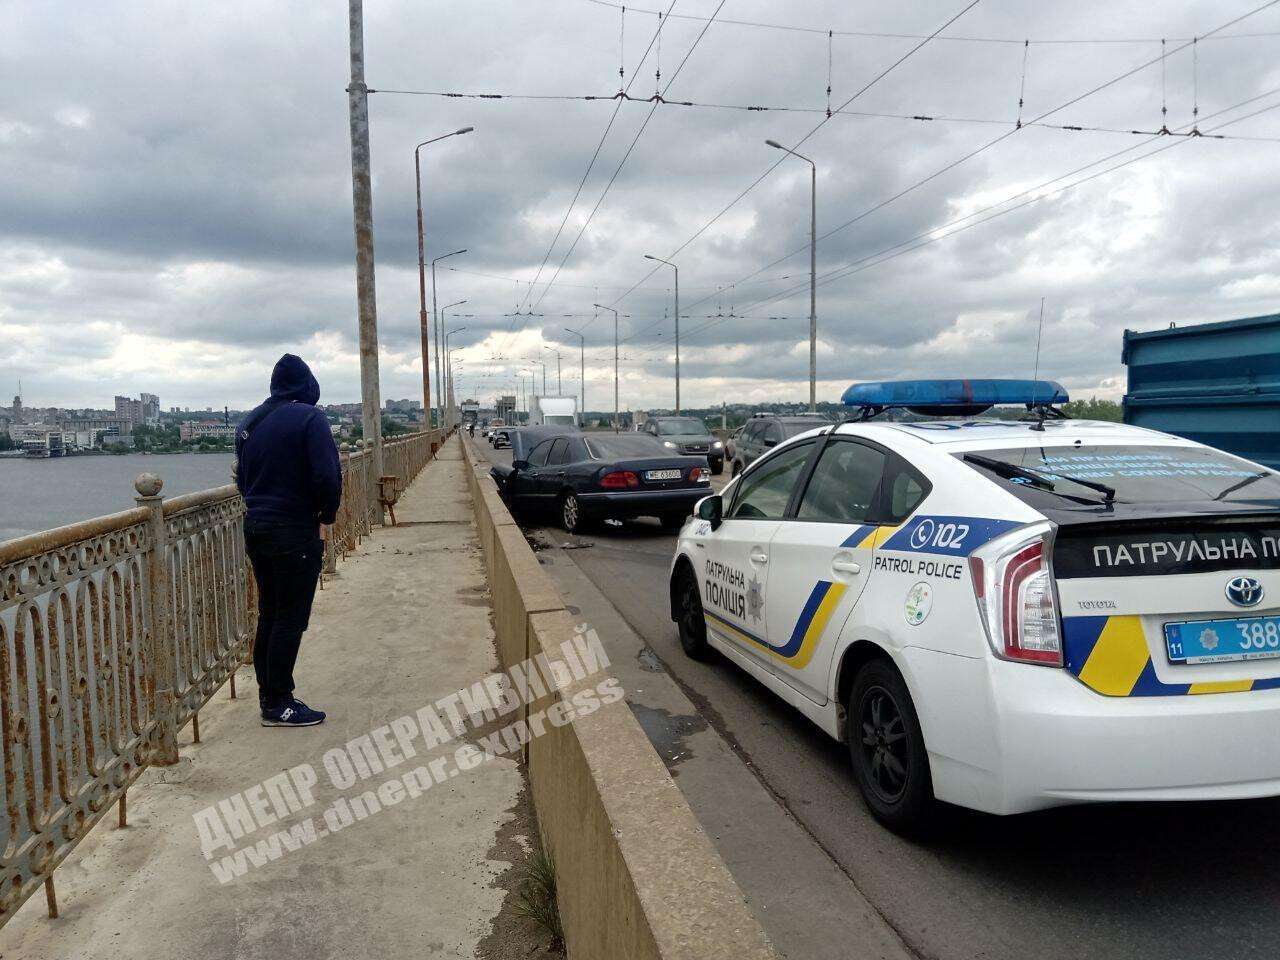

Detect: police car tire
[847,659,935,833]
[674,566,710,659]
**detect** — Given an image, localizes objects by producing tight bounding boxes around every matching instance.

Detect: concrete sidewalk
[0,443,535,960]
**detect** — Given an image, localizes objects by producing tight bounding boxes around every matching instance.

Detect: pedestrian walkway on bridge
[0,445,544,960]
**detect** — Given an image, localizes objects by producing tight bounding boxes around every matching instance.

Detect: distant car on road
[729,413,831,476]
[492,427,710,533]
[491,426,514,449]
[641,416,725,475]
[724,423,746,460]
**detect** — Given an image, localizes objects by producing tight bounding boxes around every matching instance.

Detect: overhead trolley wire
[528,0,731,321]
[579,0,1280,45]
[373,86,1280,144]
[646,0,1280,326]
[605,0,985,317]
[660,91,1280,350]
[488,2,678,362]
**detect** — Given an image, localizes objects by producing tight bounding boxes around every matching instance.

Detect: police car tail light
[970,526,1063,667]
[600,470,640,489]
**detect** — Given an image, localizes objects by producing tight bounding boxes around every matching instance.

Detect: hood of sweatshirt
[269,354,320,406]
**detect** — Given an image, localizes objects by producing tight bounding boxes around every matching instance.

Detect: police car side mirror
[763,438,777,448]
[512,459,529,471]
[697,494,723,530]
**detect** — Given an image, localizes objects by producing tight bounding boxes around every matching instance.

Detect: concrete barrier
[461,436,777,960]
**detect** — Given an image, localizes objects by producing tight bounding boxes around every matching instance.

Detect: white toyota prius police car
[668,379,1280,830]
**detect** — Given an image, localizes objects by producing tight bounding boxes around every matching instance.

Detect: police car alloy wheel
[848,660,934,831]
[674,565,710,659]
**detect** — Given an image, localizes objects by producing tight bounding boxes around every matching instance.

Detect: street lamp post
[430,250,467,426]
[643,254,680,414]
[563,327,585,421]
[415,127,473,427]
[442,297,465,424]
[766,139,817,412]
[594,304,620,432]
[545,346,562,394]
[444,324,466,427]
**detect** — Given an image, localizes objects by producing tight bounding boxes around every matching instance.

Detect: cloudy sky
[3,0,1280,412]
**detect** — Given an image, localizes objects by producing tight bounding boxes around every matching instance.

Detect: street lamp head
[644,254,657,261]
[765,139,783,149]
[456,126,475,135]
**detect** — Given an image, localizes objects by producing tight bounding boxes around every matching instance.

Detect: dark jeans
[244,520,323,710]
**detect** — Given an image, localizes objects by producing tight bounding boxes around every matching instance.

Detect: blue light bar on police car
[841,378,1069,415]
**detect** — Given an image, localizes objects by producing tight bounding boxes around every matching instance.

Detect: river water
[0,452,236,543]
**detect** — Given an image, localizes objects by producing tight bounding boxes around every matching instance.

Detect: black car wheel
[731,460,742,478]
[847,659,934,833]
[674,565,709,659]
[711,459,724,476]
[561,492,588,533]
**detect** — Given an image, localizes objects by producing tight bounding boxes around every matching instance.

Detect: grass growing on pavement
[516,848,563,950]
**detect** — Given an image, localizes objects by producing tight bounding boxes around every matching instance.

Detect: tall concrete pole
[766,139,818,412]
[594,304,619,432]
[347,0,384,518]
[564,328,584,421]
[431,261,442,424]
[429,249,466,427]
[644,254,680,413]
[808,160,817,413]
[414,150,431,424]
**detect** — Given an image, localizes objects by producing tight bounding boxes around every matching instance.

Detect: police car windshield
[958,445,1280,505]
[585,435,668,458]
[655,418,708,436]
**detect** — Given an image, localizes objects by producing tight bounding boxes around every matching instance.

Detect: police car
[668,379,1280,830]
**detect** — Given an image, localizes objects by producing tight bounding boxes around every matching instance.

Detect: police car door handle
[832,554,861,575]
[749,549,769,565]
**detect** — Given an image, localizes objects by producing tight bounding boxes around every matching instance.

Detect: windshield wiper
[1214,471,1271,501]
[963,454,1056,491]
[963,454,1117,504]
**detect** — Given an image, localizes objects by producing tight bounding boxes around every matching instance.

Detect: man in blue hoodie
[236,354,341,727]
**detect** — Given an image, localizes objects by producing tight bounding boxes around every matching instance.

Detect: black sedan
[492,428,711,533]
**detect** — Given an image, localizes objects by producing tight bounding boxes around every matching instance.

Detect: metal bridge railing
[0,427,447,927]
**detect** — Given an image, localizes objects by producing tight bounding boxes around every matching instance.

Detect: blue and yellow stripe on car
[841,523,902,550]
[706,580,847,669]
[1062,615,1280,696]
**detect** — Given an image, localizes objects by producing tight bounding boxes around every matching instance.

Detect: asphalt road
[479,438,1280,960]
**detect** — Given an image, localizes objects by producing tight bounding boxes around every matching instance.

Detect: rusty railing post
[135,473,179,766]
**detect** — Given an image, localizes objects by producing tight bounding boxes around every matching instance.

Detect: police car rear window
[957,445,1280,505]
[585,435,667,458]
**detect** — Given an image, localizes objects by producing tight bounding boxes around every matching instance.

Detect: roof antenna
[1030,296,1047,431]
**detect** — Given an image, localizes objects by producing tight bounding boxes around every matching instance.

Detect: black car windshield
[782,419,829,438]
[958,444,1280,505]
[655,418,708,436]
[586,435,670,458]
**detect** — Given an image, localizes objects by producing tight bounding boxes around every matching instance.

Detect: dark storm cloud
[2,0,1280,408]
